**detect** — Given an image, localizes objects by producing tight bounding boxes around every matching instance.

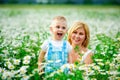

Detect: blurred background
[0,0,120,80]
[0,0,120,5]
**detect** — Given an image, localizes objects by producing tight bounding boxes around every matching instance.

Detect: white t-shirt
[41,39,72,54]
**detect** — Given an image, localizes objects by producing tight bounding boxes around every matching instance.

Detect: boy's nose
[59,28,63,31]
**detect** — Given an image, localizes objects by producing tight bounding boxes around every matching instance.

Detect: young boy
[38,16,72,74]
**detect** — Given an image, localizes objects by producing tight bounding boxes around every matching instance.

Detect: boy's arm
[38,50,46,72]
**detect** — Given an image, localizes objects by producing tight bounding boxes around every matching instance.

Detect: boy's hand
[38,63,44,74]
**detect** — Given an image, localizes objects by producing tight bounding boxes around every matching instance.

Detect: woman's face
[71,27,86,46]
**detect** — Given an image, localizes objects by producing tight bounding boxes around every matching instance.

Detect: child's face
[50,20,67,40]
[71,27,85,46]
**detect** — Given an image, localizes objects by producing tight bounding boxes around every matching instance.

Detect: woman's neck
[72,44,82,49]
[72,44,86,54]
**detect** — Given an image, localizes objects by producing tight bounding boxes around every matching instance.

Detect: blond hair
[53,16,66,21]
[50,16,67,27]
[67,21,90,48]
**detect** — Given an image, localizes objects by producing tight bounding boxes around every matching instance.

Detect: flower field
[0,5,120,80]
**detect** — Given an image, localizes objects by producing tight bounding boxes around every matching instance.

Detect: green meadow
[0,4,120,80]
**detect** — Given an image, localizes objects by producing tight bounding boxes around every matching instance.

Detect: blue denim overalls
[45,41,68,73]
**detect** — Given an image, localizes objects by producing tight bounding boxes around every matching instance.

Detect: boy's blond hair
[53,16,67,21]
[50,16,67,27]
[67,21,90,48]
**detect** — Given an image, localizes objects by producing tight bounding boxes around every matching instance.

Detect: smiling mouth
[57,33,63,36]
[74,39,80,42]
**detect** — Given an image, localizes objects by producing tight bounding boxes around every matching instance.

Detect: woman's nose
[59,28,63,31]
[76,34,79,37]
[75,34,80,38]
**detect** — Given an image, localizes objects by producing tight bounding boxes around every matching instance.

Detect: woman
[68,21,93,64]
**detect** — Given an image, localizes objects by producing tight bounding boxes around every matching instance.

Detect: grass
[0,4,120,80]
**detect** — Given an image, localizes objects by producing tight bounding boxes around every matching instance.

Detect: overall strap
[62,40,66,51]
[62,41,67,63]
[48,41,52,51]
[47,41,53,60]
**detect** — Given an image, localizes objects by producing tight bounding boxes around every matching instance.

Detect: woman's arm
[84,52,93,64]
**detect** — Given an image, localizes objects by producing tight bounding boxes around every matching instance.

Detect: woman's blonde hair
[67,21,90,48]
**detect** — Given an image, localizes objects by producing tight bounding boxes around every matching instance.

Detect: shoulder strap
[81,50,92,62]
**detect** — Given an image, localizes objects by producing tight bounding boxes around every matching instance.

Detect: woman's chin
[73,42,80,45]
